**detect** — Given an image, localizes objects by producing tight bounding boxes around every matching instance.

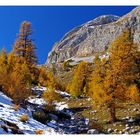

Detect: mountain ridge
[46,6,140,64]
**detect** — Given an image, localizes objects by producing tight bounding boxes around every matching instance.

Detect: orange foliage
[43,89,60,105]
[89,29,140,123]
[68,61,89,97]
[13,21,37,66]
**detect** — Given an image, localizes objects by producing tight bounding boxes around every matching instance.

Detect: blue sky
[0,6,136,64]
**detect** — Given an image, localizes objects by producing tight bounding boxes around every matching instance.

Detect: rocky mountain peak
[85,15,120,26]
[46,6,140,65]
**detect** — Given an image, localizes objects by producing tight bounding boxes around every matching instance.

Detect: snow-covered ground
[27,97,46,106]
[0,87,90,134]
[67,56,94,65]
[0,91,13,105]
[66,52,109,66]
[31,86,47,92]
[32,86,71,98]
[28,87,71,108]
[0,91,62,134]
[56,90,71,98]
[54,102,69,111]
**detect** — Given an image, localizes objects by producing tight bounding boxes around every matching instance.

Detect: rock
[119,131,123,134]
[127,118,135,123]
[107,128,113,133]
[125,116,130,120]
[87,129,99,134]
[46,6,140,65]
[133,108,138,111]
[125,124,129,127]
[80,103,83,106]
[131,129,138,134]
[85,118,89,125]
[50,120,57,124]
[0,120,24,134]
[124,131,129,134]
[58,123,64,127]
[91,110,97,113]
[32,109,49,124]
[49,113,58,121]
[87,98,91,101]
[78,127,88,132]
[0,124,8,133]
[0,104,4,107]
[103,119,107,122]
[114,129,118,133]
[113,123,116,126]
[92,118,98,121]
[125,126,131,131]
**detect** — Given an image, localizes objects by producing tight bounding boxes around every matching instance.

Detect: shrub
[44,104,56,112]
[89,121,104,132]
[7,74,31,103]
[35,129,44,135]
[12,104,20,111]
[69,61,89,98]
[62,60,73,71]
[38,66,59,89]
[43,89,61,105]
[126,84,140,102]
[19,114,29,122]
[32,110,49,124]
[0,57,32,104]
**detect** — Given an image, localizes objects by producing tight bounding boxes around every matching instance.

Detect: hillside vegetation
[1,18,140,134]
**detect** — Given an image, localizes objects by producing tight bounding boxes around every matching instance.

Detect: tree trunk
[109,104,117,123]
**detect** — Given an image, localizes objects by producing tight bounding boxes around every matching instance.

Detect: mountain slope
[0,91,58,134]
[46,6,140,64]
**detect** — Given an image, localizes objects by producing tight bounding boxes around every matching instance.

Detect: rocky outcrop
[46,6,140,64]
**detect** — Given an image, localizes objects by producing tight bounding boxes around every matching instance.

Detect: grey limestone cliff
[46,6,140,64]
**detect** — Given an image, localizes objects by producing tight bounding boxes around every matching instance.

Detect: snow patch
[56,90,70,97]
[67,52,109,66]
[27,97,46,105]
[31,86,47,92]
[54,102,68,111]
[0,91,13,105]
[0,91,60,134]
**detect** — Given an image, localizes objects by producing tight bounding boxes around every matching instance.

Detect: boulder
[87,129,99,134]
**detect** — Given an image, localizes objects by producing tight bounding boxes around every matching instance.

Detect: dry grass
[12,104,20,111]
[19,114,29,122]
[63,96,140,133]
[35,129,44,135]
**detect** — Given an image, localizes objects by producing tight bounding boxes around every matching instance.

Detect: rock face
[46,6,140,64]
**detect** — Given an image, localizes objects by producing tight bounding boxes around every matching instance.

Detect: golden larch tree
[69,61,89,98]
[90,29,140,123]
[13,21,37,67]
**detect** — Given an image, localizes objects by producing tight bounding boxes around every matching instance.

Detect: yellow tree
[0,48,7,66]
[13,62,32,86]
[13,21,37,67]
[89,55,107,101]
[126,84,140,102]
[0,48,8,91]
[38,66,57,89]
[8,68,31,103]
[7,51,16,72]
[69,61,89,97]
[90,29,140,123]
[38,66,60,105]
